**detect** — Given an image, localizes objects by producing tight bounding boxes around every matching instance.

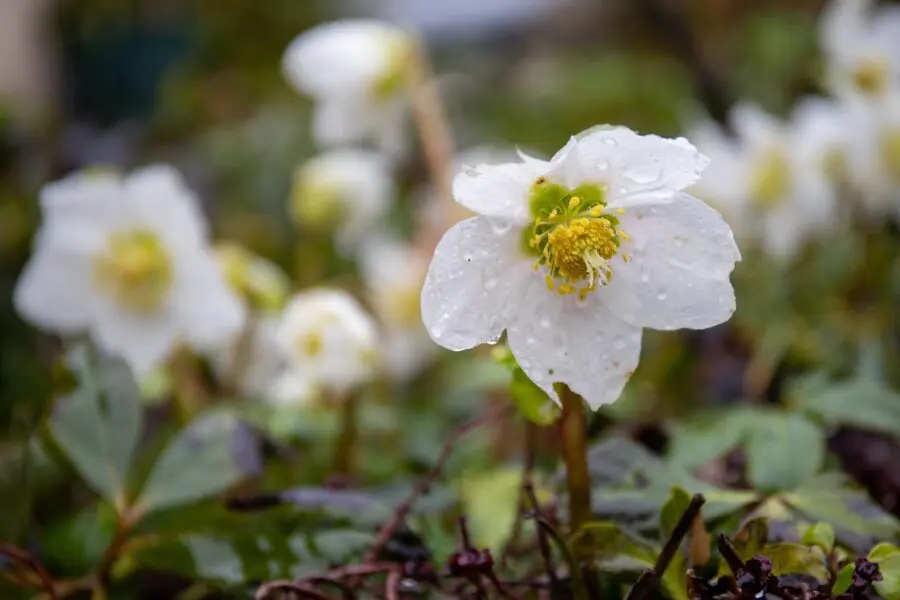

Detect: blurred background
[3,1,900,599]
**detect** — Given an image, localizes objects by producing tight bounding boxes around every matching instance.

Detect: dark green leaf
[794,380,900,437]
[745,412,825,492]
[833,563,854,595]
[50,346,142,508]
[135,410,243,516]
[572,522,657,565]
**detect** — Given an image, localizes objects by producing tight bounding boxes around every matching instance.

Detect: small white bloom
[842,92,900,217]
[688,103,838,261]
[272,289,379,396]
[14,166,246,376]
[819,0,900,100]
[282,19,413,154]
[289,149,394,252]
[421,125,740,409]
[359,236,438,381]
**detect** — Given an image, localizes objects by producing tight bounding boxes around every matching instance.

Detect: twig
[0,543,58,599]
[386,569,401,600]
[524,481,558,588]
[254,580,332,600]
[716,533,746,575]
[407,36,456,253]
[625,493,706,600]
[364,405,512,563]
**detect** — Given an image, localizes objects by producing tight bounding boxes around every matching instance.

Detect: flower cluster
[688,0,900,262]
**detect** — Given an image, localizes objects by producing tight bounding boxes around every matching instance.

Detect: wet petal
[453,161,546,225]
[572,126,710,203]
[421,217,529,351]
[601,192,740,330]
[506,284,643,410]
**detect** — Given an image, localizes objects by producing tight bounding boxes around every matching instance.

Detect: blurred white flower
[359,236,437,381]
[819,0,900,100]
[688,104,838,261]
[842,92,900,218]
[212,315,286,400]
[421,125,740,409]
[289,149,394,252]
[216,243,290,313]
[14,166,246,375]
[272,289,379,397]
[282,20,413,154]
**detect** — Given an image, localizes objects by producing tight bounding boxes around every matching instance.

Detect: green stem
[335,392,359,475]
[559,385,592,539]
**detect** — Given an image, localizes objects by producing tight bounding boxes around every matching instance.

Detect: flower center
[525,179,629,300]
[289,175,346,231]
[92,229,173,313]
[298,331,324,358]
[852,56,888,96]
[749,149,790,209]
[370,36,412,101]
[880,128,900,182]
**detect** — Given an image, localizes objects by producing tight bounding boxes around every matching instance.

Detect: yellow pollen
[853,56,889,96]
[542,217,620,296]
[749,149,790,209]
[92,229,172,313]
[568,196,581,209]
[298,331,324,358]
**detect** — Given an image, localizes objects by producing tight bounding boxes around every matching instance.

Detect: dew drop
[539,318,552,329]
[656,291,668,301]
[596,158,610,170]
[624,167,661,184]
[485,278,497,290]
[673,237,685,248]
[486,333,502,345]
[640,272,650,283]
[602,137,617,146]
[489,217,512,235]
[612,337,627,350]
[526,336,537,346]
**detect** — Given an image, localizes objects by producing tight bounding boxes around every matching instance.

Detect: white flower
[289,149,394,252]
[282,20,413,154]
[14,166,246,375]
[688,103,838,261]
[842,91,900,217]
[359,236,438,381]
[272,289,379,397]
[420,125,740,410]
[819,0,900,100]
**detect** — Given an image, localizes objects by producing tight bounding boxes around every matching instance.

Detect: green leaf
[793,380,900,437]
[50,346,142,509]
[460,466,523,553]
[785,474,900,539]
[870,543,900,562]
[745,412,825,492]
[801,523,834,552]
[183,536,244,584]
[312,530,375,564]
[135,410,243,516]
[660,486,692,541]
[833,563,855,595]
[572,522,657,565]
[509,368,560,425]
[716,517,768,578]
[661,551,690,600]
[764,542,829,581]
[874,552,900,600]
[667,409,750,470]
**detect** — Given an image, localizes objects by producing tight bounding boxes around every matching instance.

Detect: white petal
[13,244,96,334]
[601,192,740,330]
[452,161,545,225]
[282,20,406,98]
[91,305,181,376]
[506,283,643,410]
[123,165,208,250]
[40,169,123,226]
[730,103,782,148]
[420,217,529,351]
[572,126,710,203]
[175,253,247,351]
[311,97,381,147]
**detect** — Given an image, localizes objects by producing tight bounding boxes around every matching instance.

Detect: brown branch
[0,543,58,599]
[254,580,332,600]
[364,405,513,563]
[625,494,706,600]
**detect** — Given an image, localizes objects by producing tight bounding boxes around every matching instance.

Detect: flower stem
[558,385,593,539]
[335,392,359,475]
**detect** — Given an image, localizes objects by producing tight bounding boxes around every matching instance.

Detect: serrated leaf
[801,523,834,552]
[510,368,560,426]
[793,380,900,437]
[135,410,243,516]
[745,412,825,492]
[50,347,142,509]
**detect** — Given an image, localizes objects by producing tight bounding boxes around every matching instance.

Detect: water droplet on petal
[640,272,650,283]
[489,217,512,235]
[623,167,662,184]
[596,158,609,170]
[485,278,497,290]
[486,333,502,345]
[602,137,617,146]
[526,336,537,346]
[656,291,668,301]
[540,318,551,329]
